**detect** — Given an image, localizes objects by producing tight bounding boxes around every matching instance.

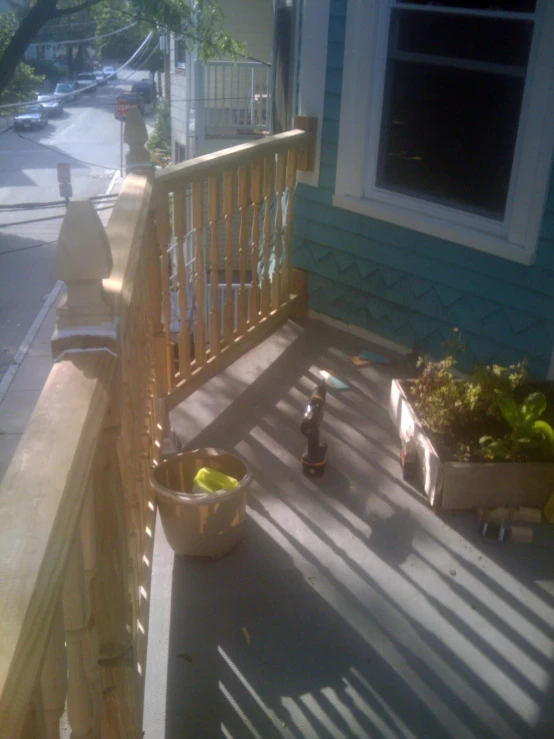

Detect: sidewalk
[0,176,124,485]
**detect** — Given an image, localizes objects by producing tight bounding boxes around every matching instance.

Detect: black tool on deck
[301,380,328,477]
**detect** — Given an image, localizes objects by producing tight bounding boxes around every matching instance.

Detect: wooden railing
[155,114,315,410]
[0,107,167,735]
[0,108,314,737]
[203,60,271,132]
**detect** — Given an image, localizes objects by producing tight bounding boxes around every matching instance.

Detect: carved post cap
[124,106,153,175]
[52,200,117,358]
[55,200,113,282]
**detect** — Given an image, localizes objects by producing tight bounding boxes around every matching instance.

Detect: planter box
[389,379,554,511]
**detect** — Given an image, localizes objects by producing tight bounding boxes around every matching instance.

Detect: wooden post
[208,176,221,356]
[92,418,140,739]
[272,152,285,311]
[192,181,206,366]
[223,170,234,345]
[80,484,102,732]
[52,200,114,359]
[62,533,94,738]
[290,268,309,319]
[249,159,262,327]
[261,155,273,318]
[124,107,154,175]
[173,190,192,380]
[237,165,249,337]
[281,148,297,302]
[40,604,68,739]
[20,684,48,739]
[155,190,174,390]
[293,115,317,172]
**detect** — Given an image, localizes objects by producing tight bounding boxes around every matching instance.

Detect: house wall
[292,0,554,377]
[218,0,273,65]
[170,38,188,159]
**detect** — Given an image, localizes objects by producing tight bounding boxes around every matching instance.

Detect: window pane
[376,61,525,217]
[399,1,536,11]
[396,11,533,67]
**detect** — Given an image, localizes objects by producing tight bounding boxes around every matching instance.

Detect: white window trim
[334,0,554,265]
[297,0,330,187]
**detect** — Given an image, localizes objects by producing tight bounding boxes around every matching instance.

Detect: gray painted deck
[143,318,554,739]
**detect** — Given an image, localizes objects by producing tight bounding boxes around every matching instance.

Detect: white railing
[204,61,271,132]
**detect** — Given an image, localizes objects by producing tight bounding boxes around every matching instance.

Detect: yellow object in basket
[192,466,239,494]
[544,491,554,523]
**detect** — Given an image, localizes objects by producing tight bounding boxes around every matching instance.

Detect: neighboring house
[293,0,554,378]
[170,0,274,162]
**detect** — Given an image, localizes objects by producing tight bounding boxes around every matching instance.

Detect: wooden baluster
[208,176,221,356]
[261,155,273,318]
[272,152,286,311]
[282,148,297,302]
[237,165,248,336]
[174,189,191,380]
[223,170,234,345]
[249,159,262,326]
[40,603,68,739]
[62,533,94,739]
[192,181,206,366]
[155,190,174,390]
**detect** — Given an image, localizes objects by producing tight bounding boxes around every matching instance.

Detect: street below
[0,68,155,381]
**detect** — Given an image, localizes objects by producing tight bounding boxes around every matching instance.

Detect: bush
[147,99,171,161]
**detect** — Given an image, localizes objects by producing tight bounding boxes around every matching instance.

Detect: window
[175,142,187,163]
[175,37,186,69]
[334,0,554,264]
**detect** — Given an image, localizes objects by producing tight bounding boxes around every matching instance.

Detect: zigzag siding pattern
[292,0,554,377]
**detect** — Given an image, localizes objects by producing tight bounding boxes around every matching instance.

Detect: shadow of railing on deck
[163,318,554,739]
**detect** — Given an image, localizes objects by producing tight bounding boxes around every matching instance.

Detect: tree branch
[53,0,103,20]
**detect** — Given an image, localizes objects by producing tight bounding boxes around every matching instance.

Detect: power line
[33,22,138,47]
[0,239,57,257]
[14,130,119,170]
[0,193,117,212]
[1,204,113,229]
[0,32,154,110]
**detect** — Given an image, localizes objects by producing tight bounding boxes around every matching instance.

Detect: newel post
[124,106,154,175]
[51,202,141,737]
[51,200,116,359]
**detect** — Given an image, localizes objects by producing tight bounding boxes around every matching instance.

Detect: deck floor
[143,318,554,739]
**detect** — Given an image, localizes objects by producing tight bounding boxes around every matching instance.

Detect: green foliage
[411,354,466,437]
[147,99,171,166]
[0,0,244,98]
[480,390,554,461]
[0,13,44,107]
[93,2,153,63]
[410,329,552,462]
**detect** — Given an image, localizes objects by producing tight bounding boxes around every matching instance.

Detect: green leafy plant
[480,390,554,461]
[408,329,553,462]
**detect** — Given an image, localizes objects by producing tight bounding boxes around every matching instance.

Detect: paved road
[0,69,155,381]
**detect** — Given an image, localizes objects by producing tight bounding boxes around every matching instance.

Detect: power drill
[301,380,328,477]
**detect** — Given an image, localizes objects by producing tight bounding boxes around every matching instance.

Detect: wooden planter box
[389,379,554,511]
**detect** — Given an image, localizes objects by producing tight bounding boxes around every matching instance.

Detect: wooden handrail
[0,352,116,736]
[156,127,312,190]
[154,117,316,410]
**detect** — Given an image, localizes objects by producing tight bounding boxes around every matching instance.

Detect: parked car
[94,70,107,86]
[14,104,48,131]
[53,81,77,103]
[103,65,117,80]
[131,79,157,106]
[114,92,144,120]
[75,72,97,93]
[36,94,64,118]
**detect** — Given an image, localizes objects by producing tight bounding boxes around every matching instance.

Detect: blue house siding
[292,0,554,377]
